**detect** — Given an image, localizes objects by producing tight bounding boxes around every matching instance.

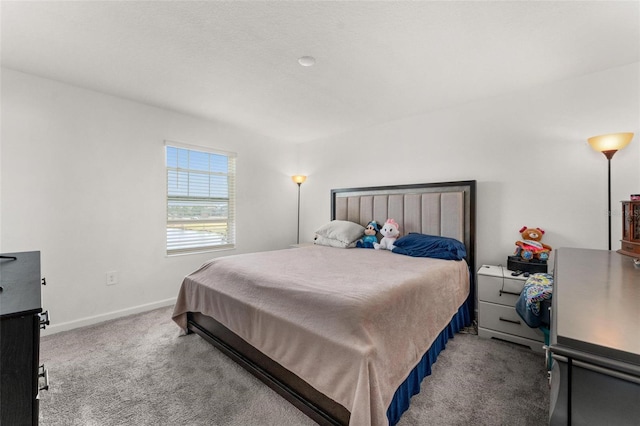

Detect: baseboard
[41,297,176,336]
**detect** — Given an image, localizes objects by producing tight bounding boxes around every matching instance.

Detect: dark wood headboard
[331,180,476,275]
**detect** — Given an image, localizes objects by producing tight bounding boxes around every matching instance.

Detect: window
[165,142,236,255]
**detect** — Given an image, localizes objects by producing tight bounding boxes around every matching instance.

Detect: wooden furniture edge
[187,312,349,425]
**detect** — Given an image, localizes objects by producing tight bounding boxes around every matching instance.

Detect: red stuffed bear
[514,226,552,261]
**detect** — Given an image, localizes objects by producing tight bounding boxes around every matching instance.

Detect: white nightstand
[477,265,545,352]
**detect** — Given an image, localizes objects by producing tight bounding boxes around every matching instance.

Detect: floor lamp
[587,132,634,250]
[291,175,307,244]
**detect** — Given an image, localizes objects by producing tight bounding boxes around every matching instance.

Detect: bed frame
[187,180,476,425]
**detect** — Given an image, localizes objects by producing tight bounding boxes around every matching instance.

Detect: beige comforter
[172,245,469,426]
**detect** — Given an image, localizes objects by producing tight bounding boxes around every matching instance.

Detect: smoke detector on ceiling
[298,56,316,67]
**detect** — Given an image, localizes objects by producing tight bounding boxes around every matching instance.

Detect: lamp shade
[588,132,633,153]
[292,175,307,184]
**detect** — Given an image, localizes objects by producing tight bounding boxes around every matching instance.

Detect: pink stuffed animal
[374,219,400,251]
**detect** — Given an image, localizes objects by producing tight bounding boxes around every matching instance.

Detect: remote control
[511,270,524,276]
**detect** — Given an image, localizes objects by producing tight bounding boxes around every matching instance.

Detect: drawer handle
[39,311,50,329]
[499,290,521,297]
[572,359,640,386]
[38,364,49,392]
[0,255,17,261]
[499,316,522,325]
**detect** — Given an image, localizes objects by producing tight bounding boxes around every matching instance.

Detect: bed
[172,180,476,426]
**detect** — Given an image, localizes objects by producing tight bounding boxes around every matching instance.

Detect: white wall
[298,62,640,270]
[3,63,638,333]
[1,69,298,333]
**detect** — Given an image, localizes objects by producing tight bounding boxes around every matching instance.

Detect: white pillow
[314,220,365,248]
[314,235,358,248]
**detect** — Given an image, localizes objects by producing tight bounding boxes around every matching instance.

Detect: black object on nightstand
[507,255,548,274]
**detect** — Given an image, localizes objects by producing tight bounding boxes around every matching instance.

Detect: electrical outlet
[106,271,118,286]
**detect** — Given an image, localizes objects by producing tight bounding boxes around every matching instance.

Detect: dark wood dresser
[619,200,640,257]
[549,248,640,426]
[0,252,49,426]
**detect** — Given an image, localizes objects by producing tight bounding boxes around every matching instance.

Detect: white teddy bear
[374,219,400,251]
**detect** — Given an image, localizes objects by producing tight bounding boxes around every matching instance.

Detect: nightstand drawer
[477,266,527,306]
[478,301,543,342]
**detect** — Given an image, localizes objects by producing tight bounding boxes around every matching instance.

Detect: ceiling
[2,1,638,143]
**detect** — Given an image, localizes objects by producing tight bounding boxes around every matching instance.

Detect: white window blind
[165,143,236,255]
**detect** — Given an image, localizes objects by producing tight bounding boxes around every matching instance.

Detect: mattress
[172,245,469,425]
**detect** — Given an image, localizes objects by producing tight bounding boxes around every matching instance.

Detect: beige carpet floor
[38,306,549,425]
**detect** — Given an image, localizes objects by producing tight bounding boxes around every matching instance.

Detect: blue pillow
[392,233,467,260]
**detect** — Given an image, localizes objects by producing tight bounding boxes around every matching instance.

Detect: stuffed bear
[356,221,381,249]
[374,219,400,251]
[514,226,552,261]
